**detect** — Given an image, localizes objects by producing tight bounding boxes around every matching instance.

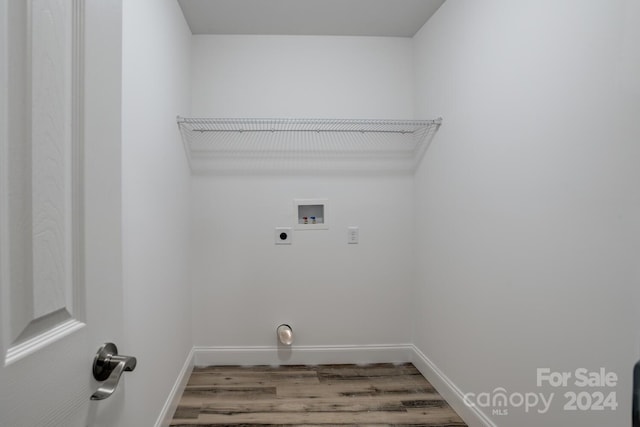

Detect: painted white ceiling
[178,0,445,37]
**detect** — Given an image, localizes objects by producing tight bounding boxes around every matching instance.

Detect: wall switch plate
[275,227,293,245]
[348,226,359,244]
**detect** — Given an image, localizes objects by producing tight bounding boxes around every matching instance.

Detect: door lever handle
[91,343,137,400]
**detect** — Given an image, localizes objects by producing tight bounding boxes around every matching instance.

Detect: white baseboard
[154,347,195,427]
[410,344,496,427]
[193,344,413,366]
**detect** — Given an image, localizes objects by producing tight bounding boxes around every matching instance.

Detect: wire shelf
[177,117,442,174]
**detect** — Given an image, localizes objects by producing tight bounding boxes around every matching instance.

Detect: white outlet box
[275,227,293,245]
[294,199,329,230]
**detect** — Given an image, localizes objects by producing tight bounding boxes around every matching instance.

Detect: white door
[0,1,129,426]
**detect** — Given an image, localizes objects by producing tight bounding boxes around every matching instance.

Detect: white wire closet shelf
[177,117,442,174]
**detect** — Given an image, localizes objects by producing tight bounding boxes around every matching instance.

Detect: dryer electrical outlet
[275,227,293,245]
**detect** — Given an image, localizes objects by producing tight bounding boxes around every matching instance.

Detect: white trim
[193,344,413,366]
[154,347,195,427]
[0,0,9,360]
[410,344,497,427]
[71,0,86,324]
[5,319,85,366]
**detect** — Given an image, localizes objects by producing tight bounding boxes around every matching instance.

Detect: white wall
[191,35,414,118]
[189,34,417,360]
[121,0,192,425]
[412,1,640,426]
[191,175,415,355]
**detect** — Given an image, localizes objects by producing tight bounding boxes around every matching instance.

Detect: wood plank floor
[170,363,467,426]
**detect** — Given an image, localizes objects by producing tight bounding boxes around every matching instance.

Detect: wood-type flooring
[170,362,467,426]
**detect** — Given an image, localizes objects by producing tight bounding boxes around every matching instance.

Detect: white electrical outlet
[348,226,359,244]
[275,227,293,245]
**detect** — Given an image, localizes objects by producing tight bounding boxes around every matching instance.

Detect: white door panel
[0,0,126,425]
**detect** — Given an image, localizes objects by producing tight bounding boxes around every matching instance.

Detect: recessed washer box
[294,199,328,230]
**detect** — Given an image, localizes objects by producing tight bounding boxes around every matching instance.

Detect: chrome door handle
[90,342,137,400]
